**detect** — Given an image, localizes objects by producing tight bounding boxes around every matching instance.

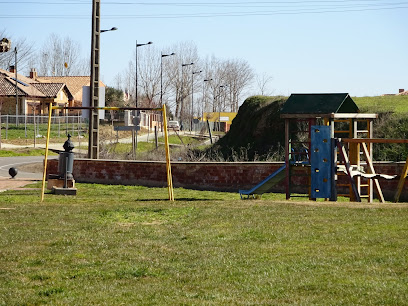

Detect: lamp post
[217,85,228,132]
[181,62,193,129]
[135,40,152,108]
[202,78,212,120]
[88,0,117,159]
[160,52,175,107]
[191,70,202,131]
[100,27,117,33]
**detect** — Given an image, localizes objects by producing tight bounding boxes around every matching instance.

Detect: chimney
[30,68,38,79]
[9,65,15,73]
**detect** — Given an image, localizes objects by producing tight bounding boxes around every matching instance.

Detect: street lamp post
[191,70,202,132]
[202,78,212,120]
[100,27,117,33]
[160,52,175,106]
[181,62,193,129]
[132,40,152,157]
[88,0,117,159]
[217,85,228,132]
[135,40,152,108]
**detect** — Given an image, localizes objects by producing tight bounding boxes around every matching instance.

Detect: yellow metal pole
[41,103,54,202]
[162,104,174,201]
[394,157,408,202]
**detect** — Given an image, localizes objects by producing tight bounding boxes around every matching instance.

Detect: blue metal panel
[311,125,332,198]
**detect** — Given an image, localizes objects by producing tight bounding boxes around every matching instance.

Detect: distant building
[203,112,237,132]
[0,67,73,115]
[36,74,105,113]
[382,88,408,96]
[397,88,408,96]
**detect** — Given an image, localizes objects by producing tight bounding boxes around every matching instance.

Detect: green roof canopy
[281,93,359,115]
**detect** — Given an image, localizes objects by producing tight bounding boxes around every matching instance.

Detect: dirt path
[0,177,40,192]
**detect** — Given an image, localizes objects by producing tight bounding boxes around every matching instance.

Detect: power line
[0,0,404,5]
[1,1,407,19]
[1,6,408,19]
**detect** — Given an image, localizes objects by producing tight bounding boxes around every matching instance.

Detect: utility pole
[0,38,11,147]
[15,47,18,127]
[88,0,117,159]
[88,0,101,159]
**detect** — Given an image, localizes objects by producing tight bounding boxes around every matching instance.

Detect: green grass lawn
[0,123,87,143]
[158,135,203,146]
[104,135,202,155]
[0,148,58,157]
[104,141,157,154]
[354,95,408,113]
[1,184,407,304]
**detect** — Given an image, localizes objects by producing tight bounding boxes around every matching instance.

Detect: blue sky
[1,0,407,97]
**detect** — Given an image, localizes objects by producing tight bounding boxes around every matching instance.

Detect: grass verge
[0,148,58,157]
[0,184,407,304]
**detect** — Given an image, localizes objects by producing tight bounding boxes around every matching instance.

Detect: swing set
[281,93,408,203]
[40,103,174,202]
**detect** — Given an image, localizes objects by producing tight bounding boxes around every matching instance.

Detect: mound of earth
[210,95,287,161]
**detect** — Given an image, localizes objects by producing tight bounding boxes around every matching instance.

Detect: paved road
[0,156,53,179]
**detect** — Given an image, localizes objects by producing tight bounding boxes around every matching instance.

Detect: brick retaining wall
[47,159,408,201]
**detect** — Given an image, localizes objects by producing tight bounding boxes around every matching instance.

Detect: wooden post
[207,119,213,144]
[349,142,360,201]
[154,126,158,149]
[132,129,136,159]
[337,141,361,202]
[361,142,385,203]
[395,157,408,202]
[285,119,290,200]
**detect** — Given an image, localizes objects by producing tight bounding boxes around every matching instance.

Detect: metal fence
[0,114,86,125]
[0,114,88,140]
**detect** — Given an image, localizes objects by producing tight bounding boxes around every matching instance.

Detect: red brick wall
[47,159,408,201]
[47,159,285,191]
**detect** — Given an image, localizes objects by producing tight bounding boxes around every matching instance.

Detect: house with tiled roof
[0,67,73,115]
[35,74,105,109]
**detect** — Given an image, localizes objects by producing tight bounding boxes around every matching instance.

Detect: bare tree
[115,40,254,117]
[223,59,254,112]
[113,73,123,91]
[256,72,274,96]
[165,41,200,120]
[202,56,227,113]
[37,34,87,76]
[0,29,35,73]
[135,46,161,107]
[117,45,161,108]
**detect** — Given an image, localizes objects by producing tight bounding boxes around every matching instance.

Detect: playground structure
[40,104,174,202]
[241,93,408,202]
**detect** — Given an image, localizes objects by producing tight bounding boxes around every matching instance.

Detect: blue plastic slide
[239,165,286,199]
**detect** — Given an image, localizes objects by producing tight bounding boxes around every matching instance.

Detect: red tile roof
[36,76,105,96]
[31,83,65,97]
[0,68,73,99]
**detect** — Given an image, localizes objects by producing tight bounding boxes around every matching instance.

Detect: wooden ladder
[334,119,373,202]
